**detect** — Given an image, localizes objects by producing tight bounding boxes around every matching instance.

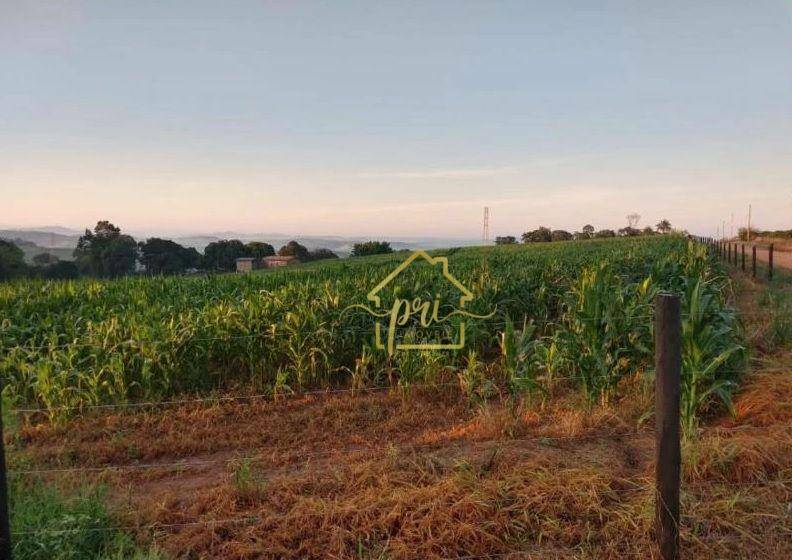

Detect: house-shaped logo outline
[367,250,474,351]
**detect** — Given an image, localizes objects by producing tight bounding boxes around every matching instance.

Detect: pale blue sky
[2,1,791,238]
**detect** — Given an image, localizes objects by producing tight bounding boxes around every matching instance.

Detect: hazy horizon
[3,2,791,238]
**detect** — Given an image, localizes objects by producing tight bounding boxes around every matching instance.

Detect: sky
[2,1,791,239]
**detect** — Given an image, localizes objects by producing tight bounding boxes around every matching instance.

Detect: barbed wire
[8,430,653,476]
[6,365,756,415]
[9,423,785,478]
[9,382,460,414]
[10,477,788,538]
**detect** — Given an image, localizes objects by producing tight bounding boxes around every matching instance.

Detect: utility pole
[482,207,490,244]
[747,204,752,242]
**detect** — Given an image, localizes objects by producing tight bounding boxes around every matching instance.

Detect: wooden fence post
[655,293,681,560]
[741,244,745,272]
[0,380,13,560]
[768,244,774,280]
[752,246,757,278]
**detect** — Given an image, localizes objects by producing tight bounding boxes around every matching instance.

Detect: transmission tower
[482,207,490,243]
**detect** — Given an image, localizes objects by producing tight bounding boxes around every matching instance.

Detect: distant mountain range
[1,227,484,259]
[0,228,81,249]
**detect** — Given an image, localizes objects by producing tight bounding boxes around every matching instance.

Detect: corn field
[0,236,743,431]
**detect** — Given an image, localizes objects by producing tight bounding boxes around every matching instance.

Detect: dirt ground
[11,275,792,559]
[737,241,792,270]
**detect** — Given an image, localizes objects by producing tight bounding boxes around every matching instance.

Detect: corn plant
[679,276,745,437]
[0,235,743,425]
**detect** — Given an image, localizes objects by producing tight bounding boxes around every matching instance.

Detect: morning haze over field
[2,1,791,238]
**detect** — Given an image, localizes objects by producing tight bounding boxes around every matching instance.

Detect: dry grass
[8,276,792,559]
[11,368,791,559]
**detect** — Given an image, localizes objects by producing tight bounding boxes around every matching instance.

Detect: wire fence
[7,419,782,479]
[6,366,755,416]
[11,475,788,538]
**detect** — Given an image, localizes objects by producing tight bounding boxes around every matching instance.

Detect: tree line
[0,221,340,281]
[496,217,673,245]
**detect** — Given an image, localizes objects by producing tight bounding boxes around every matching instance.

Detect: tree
[246,241,275,259]
[41,260,79,280]
[73,221,137,278]
[32,252,60,266]
[495,236,517,245]
[203,239,250,271]
[278,240,310,261]
[618,226,641,237]
[626,213,641,228]
[656,219,672,234]
[582,224,595,237]
[642,226,656,236]
[139,238,201,275]
[521,227,552,243]
[351,241,393,257]
[551,229,573,242]
[595,229,616,238]
[308,248,338,261]
[0,239,27,280]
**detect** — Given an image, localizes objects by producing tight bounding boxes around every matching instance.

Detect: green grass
[9,477,161,560]
[757,268,792,351]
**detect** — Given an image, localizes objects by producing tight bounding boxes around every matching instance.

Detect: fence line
[10,477,787,538]
[7,431,653,476]
[692,235,775,280]
[8,421,780,478]
[7,367,753,416]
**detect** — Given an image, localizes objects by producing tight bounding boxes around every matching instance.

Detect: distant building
[236,255,300,273]
[263,255,299,268]
[235,257,258,273]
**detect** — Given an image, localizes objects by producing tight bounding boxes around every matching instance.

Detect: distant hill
[0,229,81,249]
[172,233,481,257]
[1,227,483,259]
[15,226,83,235]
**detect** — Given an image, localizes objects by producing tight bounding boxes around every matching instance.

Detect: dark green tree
[203,240,250,271]
[521,227,552,243]
[551,230,573,242]
[246,241,276,259]
[32,252,60,266]
[0,239,27,280]
[139,238,201,275]
[278,240,310,261]
[307,248,338,261]
[495,236,517,245]
[351,241,393,257]
[656,219,672,234]
[73,221,137,278]
[618,226,641,237]
[41,260,79,280]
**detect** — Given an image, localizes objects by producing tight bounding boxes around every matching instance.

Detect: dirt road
[727,242,792,270]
